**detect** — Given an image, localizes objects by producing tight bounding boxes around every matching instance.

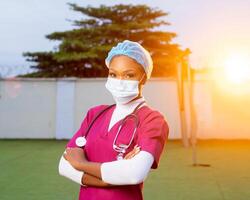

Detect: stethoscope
[75,100,146,160]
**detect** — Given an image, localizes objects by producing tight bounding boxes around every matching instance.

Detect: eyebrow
[109,69,136,73]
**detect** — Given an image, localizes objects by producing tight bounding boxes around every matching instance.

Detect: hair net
[105,40,153,79]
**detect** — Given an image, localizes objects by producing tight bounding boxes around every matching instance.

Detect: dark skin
[63,55,147,187]
[108,55,147,101]
[64,145,141,187]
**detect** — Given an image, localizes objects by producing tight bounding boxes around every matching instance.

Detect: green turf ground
[0,139,249,200]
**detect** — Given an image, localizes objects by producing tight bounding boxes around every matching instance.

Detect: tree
[20,3,190,78]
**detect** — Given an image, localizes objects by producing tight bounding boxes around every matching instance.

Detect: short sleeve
[136,111,169,169]
[65,109,92,148]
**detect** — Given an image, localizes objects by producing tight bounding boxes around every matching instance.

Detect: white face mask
[105,74,145,105]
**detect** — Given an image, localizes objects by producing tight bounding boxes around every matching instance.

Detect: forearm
[82,173,114,187]
[78,161,103,179]
[100,151,154,185]
[79,151,153,185]
[63,147,103,180]
[58,154,84,186]
[64,150,154,186]
[59,153,114,187]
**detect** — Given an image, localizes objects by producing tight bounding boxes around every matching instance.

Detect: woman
[58,40,169,200]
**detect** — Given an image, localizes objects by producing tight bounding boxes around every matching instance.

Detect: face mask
[105,74,145,105]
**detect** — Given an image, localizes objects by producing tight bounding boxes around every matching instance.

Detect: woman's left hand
[124,144,141,159]
[63,147,87,170]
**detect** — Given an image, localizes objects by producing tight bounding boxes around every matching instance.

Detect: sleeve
[100,151,154,185]
[65,108,93,148]
[58,150,85,186]
[136,111,169,169]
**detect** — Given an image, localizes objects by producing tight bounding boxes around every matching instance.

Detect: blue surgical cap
[105,40,153,79]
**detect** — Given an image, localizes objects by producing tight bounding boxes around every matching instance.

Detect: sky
[1,0,250,76]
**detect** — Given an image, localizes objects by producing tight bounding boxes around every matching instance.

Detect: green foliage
[21,3,190,78]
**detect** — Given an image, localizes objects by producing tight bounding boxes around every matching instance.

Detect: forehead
[109,55,144,73]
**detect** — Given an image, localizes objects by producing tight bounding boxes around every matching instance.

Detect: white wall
[0,78,56,138]
[0,77,250,139]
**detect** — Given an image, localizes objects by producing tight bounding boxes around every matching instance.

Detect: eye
[109,72,116,77]
[125,73,135,78]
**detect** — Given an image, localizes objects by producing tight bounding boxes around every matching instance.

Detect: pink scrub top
[66,104,169,200]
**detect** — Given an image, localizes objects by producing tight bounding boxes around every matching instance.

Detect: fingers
[127,147,140,159]
[124,145,141,159]
[65,147,74,154]
[133,145,141,155]
[63,147,71,160]
[63,152,67,160]
[133,144,140,151]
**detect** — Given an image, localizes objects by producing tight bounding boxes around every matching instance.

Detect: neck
[116,95,145,109]
[126,94,142,104]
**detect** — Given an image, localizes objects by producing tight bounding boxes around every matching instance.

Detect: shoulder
[88,104,110,113]
[139,105,168,125]
[138,105,169,136]
[86,103,114,119]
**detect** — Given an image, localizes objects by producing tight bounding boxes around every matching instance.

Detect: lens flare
[212,52,250,95]
[223,53,250,84]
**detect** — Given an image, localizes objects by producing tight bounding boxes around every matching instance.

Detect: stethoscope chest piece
[75,136,87,147]
[116,152,124,160]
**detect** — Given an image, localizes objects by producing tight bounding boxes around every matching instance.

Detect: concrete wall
[0,77,249,139]
[0,79,56,138]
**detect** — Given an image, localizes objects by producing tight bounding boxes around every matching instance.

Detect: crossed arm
[58,147,154,187]
[58,152,109,187]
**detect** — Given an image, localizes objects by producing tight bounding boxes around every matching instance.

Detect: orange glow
[212,51,250,95]
[223,53,250,84]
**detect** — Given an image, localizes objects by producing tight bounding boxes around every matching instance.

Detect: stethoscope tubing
[82,100,146,139]
[77,100,146,159]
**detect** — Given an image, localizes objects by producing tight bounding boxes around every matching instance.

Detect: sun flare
[211,51,250,95]
[223,53,250,84]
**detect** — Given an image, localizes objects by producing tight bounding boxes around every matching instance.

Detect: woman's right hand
[124,144,141,159]
[63,147,87,165]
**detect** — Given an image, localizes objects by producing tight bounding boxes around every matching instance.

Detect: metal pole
[187,64,197,165]
[187,63,211,167]
[177,62,189,148]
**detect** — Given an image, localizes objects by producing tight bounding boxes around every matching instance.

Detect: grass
[0,139,249,200]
